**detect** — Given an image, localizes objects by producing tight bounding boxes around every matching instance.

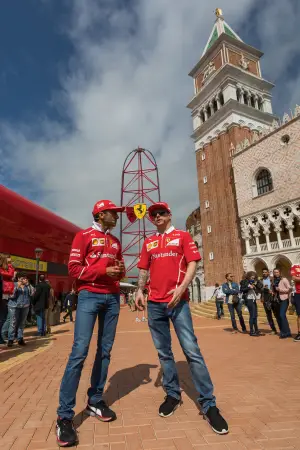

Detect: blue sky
[0,0,299,228]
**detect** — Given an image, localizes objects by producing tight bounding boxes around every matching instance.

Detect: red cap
[92,200,125,216]
[148,202,171,216]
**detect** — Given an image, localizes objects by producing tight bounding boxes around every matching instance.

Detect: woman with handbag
[240,271,263,337]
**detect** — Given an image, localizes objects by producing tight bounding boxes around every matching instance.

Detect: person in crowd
[56,200,125,447]
[32,275,51,337]
[291,264,300,342]
[63,289,76,323]
[222,273,247,334]
[272,268,292,339]
[45,280,55,334]
[260,268,279,334]
[135,201,228,435]
[0,254,15,344]
[240,271,263,337]
[128,290,135,312]
[7,272,33,347]
[212,283,225,320]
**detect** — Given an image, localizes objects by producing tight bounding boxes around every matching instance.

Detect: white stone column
[265,232,271,251]
[287,225,296,247]
[254,94,258,109]
[254,233,261,253]
[216,95,221,110]
[204,108,208,121]
[245,238,251,254]
[275,226,283,249]
[209,101,214,116]
[240,88,244,104]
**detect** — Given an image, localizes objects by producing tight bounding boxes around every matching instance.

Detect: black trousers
[263,302,279,332]
[63,307,73,322]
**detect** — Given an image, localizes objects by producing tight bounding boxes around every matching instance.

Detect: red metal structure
[120,147,160,278]
[0,185,81,294]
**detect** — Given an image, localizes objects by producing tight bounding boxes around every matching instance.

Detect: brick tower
[187,8,277,299]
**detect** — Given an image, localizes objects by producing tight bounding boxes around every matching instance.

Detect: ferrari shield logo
[133,203,147,219]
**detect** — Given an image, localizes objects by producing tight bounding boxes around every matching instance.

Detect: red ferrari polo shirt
[291,265,300,294]
[137,226,201,302]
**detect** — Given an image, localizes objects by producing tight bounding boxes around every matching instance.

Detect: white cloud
[1,0,300,240]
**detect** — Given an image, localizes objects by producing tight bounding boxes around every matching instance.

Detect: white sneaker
[135,318,141,322]
[141,317,147,322]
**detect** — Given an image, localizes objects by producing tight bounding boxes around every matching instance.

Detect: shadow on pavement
[73,363,158,428]
[0,335,54,363]
[154,361,200,410]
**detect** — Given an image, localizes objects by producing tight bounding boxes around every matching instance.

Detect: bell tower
[187,9,277,298]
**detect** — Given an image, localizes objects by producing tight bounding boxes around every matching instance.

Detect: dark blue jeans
[216,301,224,319]
[245,299,258,334]
[57,291,120,420]
[8,306,29,341]
[227,302,246,331]
[278,300,291,337]
[0,302,8,343]
[147,300,216,414]
[36,310,46,336]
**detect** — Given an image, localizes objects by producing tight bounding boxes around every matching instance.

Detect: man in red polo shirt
[135,202,228,435]
[56,200,125,447]
[291,264,300,342]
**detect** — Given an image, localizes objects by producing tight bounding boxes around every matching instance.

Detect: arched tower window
[256,169,273,196]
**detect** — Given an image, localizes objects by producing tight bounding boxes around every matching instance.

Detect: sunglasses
[150,210,169,218]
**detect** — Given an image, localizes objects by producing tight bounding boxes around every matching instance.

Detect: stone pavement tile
[256,438,295,449]
[185,428,207,445]
[110,444,127,450]
[95,434,126,444]
[237,436,264,449]
[139,424,156,440]
[94,422,109,436]
[151,418,169,431]
[76,430,94,446]
[125,432,143,450]
[173,436,194,449]
[31,426,52,442]
[142,438,175,448]
[193,444,228,449]
[155,430,186,439]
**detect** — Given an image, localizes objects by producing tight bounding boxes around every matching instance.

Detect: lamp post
[35,248,43,286]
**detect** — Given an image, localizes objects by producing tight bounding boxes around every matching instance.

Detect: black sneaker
[86,401,116,422]
[204,406,228,435]
[293,333,300,342]
[7,340,13,347]
[18,339,26,346]
[56,418,78,447]
[159,395,181,417]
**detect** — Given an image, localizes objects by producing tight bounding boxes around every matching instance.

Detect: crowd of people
[0,253,76,348]
[212,267,300,341]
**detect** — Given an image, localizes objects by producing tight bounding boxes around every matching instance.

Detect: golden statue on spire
[215,8,223,17]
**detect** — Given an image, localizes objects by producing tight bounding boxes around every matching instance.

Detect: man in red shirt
[291,264,300,342]
[56,200,125,447]
[135,202,228,435]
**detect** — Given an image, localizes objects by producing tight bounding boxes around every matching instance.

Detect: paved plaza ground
[0,307,300,450]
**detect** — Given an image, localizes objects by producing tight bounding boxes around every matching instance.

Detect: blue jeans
[57,291,120,420]
[147,300,216,414]
[8,306,29,341]
[36,310,46,336]
[278,300,291,337]
[216,301,224,319]
[228,302,246,331]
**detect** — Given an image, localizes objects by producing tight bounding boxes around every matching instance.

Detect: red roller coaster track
[120,147,160,278]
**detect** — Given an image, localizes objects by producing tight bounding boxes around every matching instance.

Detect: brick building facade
[232,112,300,277]
[187,9,277,298]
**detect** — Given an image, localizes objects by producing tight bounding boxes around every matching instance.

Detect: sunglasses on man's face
[150,210,169,218]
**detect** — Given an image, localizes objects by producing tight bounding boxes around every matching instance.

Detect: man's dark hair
[262,268,269,272]
[215,283,219,287]
[39,274,45,282]
[16,271,27,279]
[225,273,231,279]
